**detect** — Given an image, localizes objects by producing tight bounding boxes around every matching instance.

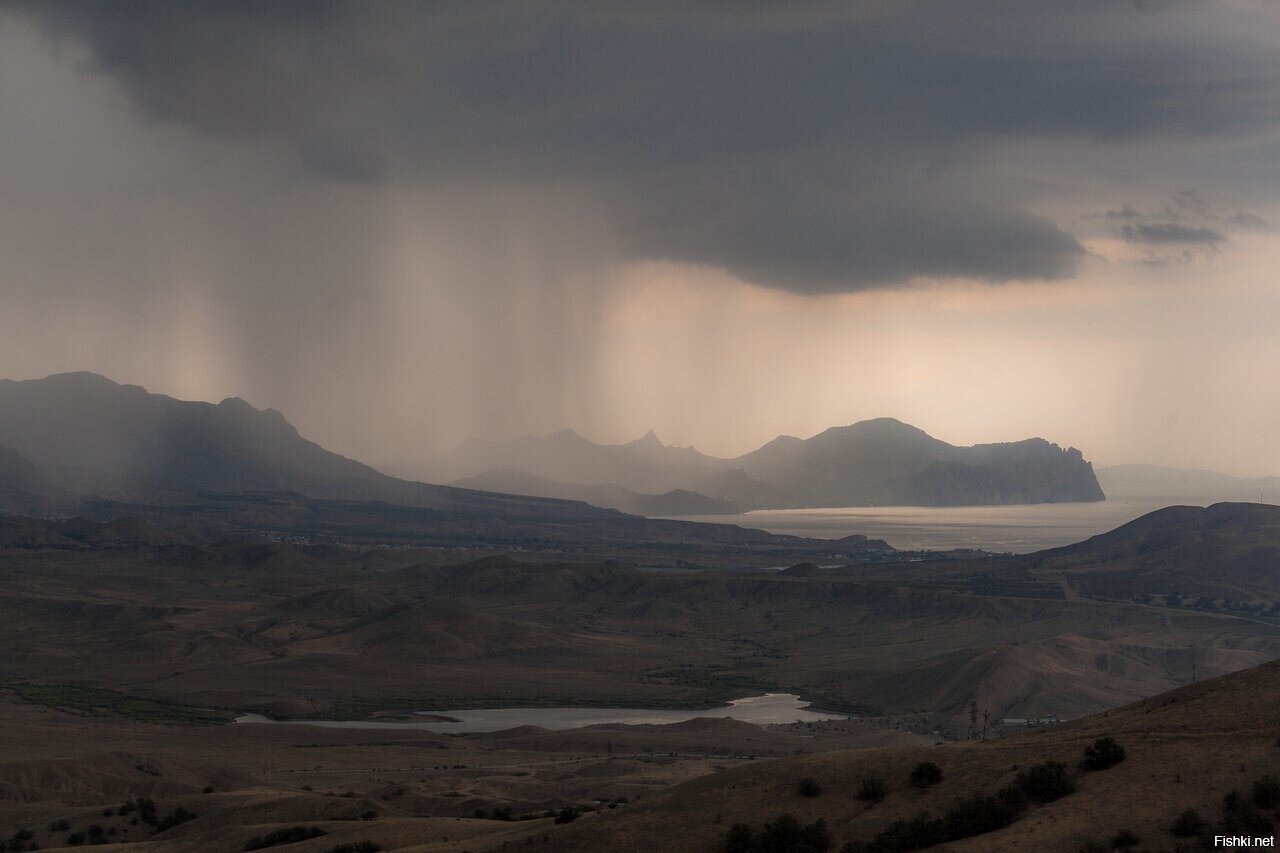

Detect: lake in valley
[235,693,844,733]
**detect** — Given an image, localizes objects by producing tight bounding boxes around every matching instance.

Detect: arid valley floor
[1,503,1279,851]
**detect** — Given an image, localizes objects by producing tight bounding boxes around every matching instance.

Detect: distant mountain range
[0,373,899,564]
[1097,463,1280,502]
[426,417,1105,512]
[0,373,1102,524]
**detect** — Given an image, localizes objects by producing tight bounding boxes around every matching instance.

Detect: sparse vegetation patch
[857,777,888,803]
[908,762,943,788]
[0,679,231,725]
[245,826,327,850]
[1081,737,1125,771]
[725,814,830,853]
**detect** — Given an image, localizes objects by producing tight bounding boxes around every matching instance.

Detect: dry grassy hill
[4,658,1270,852]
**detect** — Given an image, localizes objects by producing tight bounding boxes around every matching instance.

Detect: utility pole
[982,710,990,741]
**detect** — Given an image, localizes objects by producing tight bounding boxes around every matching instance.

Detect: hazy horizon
[2,3,1279,478]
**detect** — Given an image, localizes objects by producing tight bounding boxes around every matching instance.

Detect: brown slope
[1029,502,1280,600]
[534,657,1280,853]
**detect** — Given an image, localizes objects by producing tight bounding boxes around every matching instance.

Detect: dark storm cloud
[7,0,1280,292]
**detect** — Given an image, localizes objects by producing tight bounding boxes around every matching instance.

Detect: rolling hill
[1,505,1275,725]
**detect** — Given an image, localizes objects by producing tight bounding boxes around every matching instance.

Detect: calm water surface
[235,693,843,733]
[666,492,1245,553]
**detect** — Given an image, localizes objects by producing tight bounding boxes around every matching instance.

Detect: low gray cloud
[1227,210,1270,229]
[295,136,387,185]
[1098,190,1269,259]
[5,1,1280,292]
[1122,223,1225,245]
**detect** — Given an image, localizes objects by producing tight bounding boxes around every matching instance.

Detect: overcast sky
[1,1,1278,476]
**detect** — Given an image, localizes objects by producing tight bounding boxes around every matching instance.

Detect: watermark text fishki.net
[1216,837,1277,848]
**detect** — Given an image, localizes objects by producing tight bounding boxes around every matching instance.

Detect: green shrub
[245,826,326,850]
[1219,790,1276,837]
[129,796,158,826]
[995,783,1028,811]
[858,778,888,803]
[1171,808,1208,837]
[554,807,578,824]
[841,792,1021,853]
[1252,774,1280,809]
[726,824,756,851]
[797,778,823,798]
[1081,737,1125,771]
[1016,762,1076,803]
[943,794,1019,838]
[1111,828,1139,848]
[155,807,197,832]
[908,762,942,789]
[840,814,945,852]
[724,815,830,853]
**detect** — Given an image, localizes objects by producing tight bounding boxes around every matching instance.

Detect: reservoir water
[235,693,842,733]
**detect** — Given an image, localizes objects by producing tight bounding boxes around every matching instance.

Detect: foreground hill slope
[538,658,1280,852]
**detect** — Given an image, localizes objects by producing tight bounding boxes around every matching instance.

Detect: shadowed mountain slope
[735,417,1104,506]
[0,444,66,514]
[450,467,744,516]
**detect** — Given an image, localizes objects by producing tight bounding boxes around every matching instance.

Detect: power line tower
[967,701,978,740]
